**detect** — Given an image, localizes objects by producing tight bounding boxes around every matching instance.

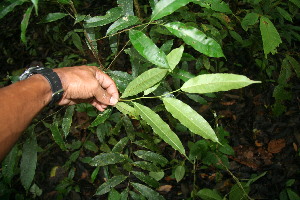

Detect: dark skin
[0,65,119,161]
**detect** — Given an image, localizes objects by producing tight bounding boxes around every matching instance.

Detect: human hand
[53,65,119,111]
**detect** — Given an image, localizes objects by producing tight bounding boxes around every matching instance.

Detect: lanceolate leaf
[90,109,111,127]
[62,105,75,138]
[134,102,186,156]
[39,12,68,23]
[132,171,160,188]
[21,6,33,45]
[197,188,223,200]
[163,98,219,142]
[106,16,140,35]
[260,16,282,57]
[2,145,19,184]
[167,45,184,71]
[116,102,139,119]
[0,0,26,20]
[95,175,127,195]
[131,182,165,200]
[50,121,67,151]
[165,22,224,57]
[286,55,300,77]
[20,126,37,191]
[84,7,122,28]
[175,165,185,182]
[30,0,38,15]
[129,30,169,68]
[289,0,300,8]
[241,12,259,31]
[181,73,260,94]
[151,0,193,21]
[90,152,127,166]
[134,150,168,166]
[121,68,168,98]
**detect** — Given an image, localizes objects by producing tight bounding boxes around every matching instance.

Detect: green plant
[1,0,299,199]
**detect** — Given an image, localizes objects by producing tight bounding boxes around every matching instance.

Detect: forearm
[0,75,52,161]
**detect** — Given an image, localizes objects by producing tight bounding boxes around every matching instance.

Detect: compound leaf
[95,175,127,195]
[181,73,260,94]
[260,16,282,57]
[121,68,168,98]
[129,30,169,68]
[151,0,193,20]
[163,98,219,143]
[134,102,186,156]
[165,22,224,57]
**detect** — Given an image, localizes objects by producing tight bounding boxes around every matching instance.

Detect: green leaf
[108,70,133,93]
[287,189,300,200]
[62,105,75,138]
[289,0,300,8]
[71,32,84,53]
[131,182,165,200]
[172,69,195,82]
[30,0,38,15]
[132,171,160,188]
[276,7,293,22]
[116,102,139,119]
[165,22,224,57]
[260,16,282,57]
[108,188,121,200]
[50,121,66,151]
[112,137,129,153]
[121,68,168,98]
[118,0,134,16]
[85,28,98,54]
[20,126,37,191]
[90,152,127,166]
[193,0,232,13]
[181,73,260,94]
[91,166,100,183]
[84,7,122,28]
[129,30,169,68]
[175,165,185,182]
[229,182,250,200]
[134,102,186,156]
[95,175,127,196]
[218,143,234,155]
[107,16,140,35]
[90,109,112,127]
[2,145,19,184]
[84,141,99,153]
[163,98,219,142]
[20,6,33,45]
[286,55,300,78]
[39,12,68,23]
[241,12,259,31]
[197,188,223,200]
[167,45,184,71]
[57,0,70,4]
[149,171,164,181]
[133,161,161,172]
[134,150,168,166]
[151,0,193,21]
[0,0,27,20]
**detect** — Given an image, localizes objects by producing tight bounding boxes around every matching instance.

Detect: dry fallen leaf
[157,185,172,193]
[268,139,286,154]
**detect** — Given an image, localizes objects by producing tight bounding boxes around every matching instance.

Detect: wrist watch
[19,66,64,105]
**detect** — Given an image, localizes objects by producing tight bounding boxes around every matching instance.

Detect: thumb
[94,88,118,106]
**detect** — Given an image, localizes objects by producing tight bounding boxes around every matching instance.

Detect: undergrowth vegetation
[0,0,300,199]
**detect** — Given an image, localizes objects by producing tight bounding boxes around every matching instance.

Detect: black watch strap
[19,66,64,105]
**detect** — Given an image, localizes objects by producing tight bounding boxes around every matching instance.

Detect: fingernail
[109,97,118,105]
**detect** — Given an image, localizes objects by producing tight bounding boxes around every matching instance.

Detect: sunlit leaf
[132,171,160,188]
[90,152,127,166]
[107,16,140,35]
[134,102,186,156]
[95,175,127,195]
[131,182,165,200]
[62,105,74,138]
[181,73,260,94]
[165,22,224,57]
[20,126,37,191]
[0,0,26,20]
[90,109,111,127]
[197,188,223,200]
[116,102,139,119]
[39,12,68,23]
[167,45,184,71]
[175,165,185,182]
[163,98,219,142]
[260,16,282,57]
[134,150,168,167]
[84,7,122,28]
[21,6,33,45]
[121,68,168,98]
[129,30,169,68]
[151,0,193,21]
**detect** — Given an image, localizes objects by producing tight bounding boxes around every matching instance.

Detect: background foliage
[0,0,300,199]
